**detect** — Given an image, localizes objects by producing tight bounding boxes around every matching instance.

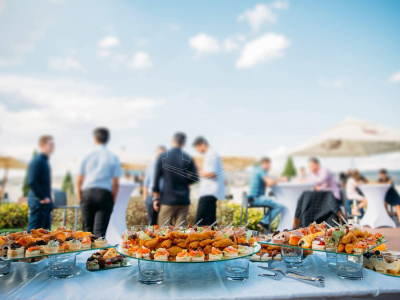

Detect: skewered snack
[119,225,258,262]
[265,221,384,255]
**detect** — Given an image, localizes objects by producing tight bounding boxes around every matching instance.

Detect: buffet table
[1,252,399,300]
[272,182,314,231]
[359,184,396,229]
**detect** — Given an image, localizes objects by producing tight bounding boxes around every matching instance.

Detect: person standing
[378,169,400,227]
[77,128,122,237]
[345,170,368,217]
[27,135,55,232]
[153,132,198,226]
[192,137,225,226]
[306,157,341,200]
[248,157,285,231]
[143,146,166,225]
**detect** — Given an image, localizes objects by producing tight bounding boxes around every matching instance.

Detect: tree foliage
[62,171,75,196]
[282,156,297,180]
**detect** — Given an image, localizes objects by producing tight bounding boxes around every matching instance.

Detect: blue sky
[0,0,399,175]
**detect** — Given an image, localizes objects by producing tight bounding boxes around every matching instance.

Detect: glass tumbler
[336,254,363,280]
[281,247,303,268]
[138,260,164,285]
[48,253,76,278]
[225,257,249,281]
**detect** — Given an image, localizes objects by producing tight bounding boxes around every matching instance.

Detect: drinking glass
[225,257,249,281]
[48,253,76,278]
[0,260,11,277]
[336,254,363,280]
[138,260,164,285]
[281,247,303,268]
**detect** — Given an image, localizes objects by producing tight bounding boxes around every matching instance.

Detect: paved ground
[365,227,400,251]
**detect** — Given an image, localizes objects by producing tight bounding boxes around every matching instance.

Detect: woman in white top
[345,170,368,216]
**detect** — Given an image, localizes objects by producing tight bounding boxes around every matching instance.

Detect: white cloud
[318,78,343,89]
[238,4,277,32]
[270,0,289,10]
[223,35,246,52]
[97,49,111,59]
[49,55,83,72]
[388,71,400,83]
[189,33,220,56]
[129,51,153,69]
[0,75,164,133]
[236,33,290,68]
[98,36,119,48]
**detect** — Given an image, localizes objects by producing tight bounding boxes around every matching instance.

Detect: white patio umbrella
[0,155,27,203]
[290,118,400,157]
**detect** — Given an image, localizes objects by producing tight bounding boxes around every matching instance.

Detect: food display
[86,248,130,271]
[0,227,112,260]
[363,250,400,277]
[250,244,282,261]
[262,222,385,255]
[118,225,260,262]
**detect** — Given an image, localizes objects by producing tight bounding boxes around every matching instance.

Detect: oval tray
[117,243,261,263]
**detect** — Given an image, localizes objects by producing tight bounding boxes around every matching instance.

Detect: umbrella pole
[0,168,9,205]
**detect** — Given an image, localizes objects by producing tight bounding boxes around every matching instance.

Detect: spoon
[193,219,203,229]
[161,218,171,228]
[173,220,185,230]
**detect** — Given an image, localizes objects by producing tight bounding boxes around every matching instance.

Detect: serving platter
[259,240,386,257]
[1,244,117,262]
[117,243,261,263]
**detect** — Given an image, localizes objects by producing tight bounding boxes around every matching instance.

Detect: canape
[86,257,99,270]
[190,249,205,261]
[136,247,150,259]
[94,237,108,248]
[209,247,223,261]
[26,246,41,257]
[43,240,59,254]
[67,238,82,251]
[7,242,25,258]
[154,248,169,261]
[223,246,238,258]
[81,237,92,250]
[176,250,191,262]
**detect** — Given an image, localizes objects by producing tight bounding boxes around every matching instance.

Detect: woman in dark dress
[378,169,400,227]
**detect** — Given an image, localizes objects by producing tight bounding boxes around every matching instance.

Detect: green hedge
[1,197,275,232]
[0,203,29,229]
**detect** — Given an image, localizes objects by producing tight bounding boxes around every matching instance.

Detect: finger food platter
[259,222,387,257]
[116,225,261,263]
[0,227,116,262]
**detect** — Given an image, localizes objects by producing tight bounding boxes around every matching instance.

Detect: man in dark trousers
[153,132,198,226]
[27,135,55,232]
[192,137,225,226]
[77,128,122,237]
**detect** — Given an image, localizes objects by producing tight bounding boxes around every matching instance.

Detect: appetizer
[43,240,59,254]
[94,237,108,248]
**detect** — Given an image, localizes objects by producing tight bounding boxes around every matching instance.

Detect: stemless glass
[324,236,337,266]
[336,254,363,280]
[138,260,164,285]
[48,253,76,278]
[281,247,303,268]
[225,257,249,281]
[0,260,11,277]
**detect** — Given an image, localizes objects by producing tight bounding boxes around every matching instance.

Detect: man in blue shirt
[77,128,122,237]
[249,157,285,230]
[153,132,198,226]
[143,145,166,225]
[27,135,55,231]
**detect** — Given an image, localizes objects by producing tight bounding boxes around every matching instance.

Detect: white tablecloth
[359,184,396,229]
[105,183,137,244]
[2,252,399,300]
[273,183,314,231]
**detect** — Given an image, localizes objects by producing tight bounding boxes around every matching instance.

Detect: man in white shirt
[77,128,122,237]
[192,137,225,226]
